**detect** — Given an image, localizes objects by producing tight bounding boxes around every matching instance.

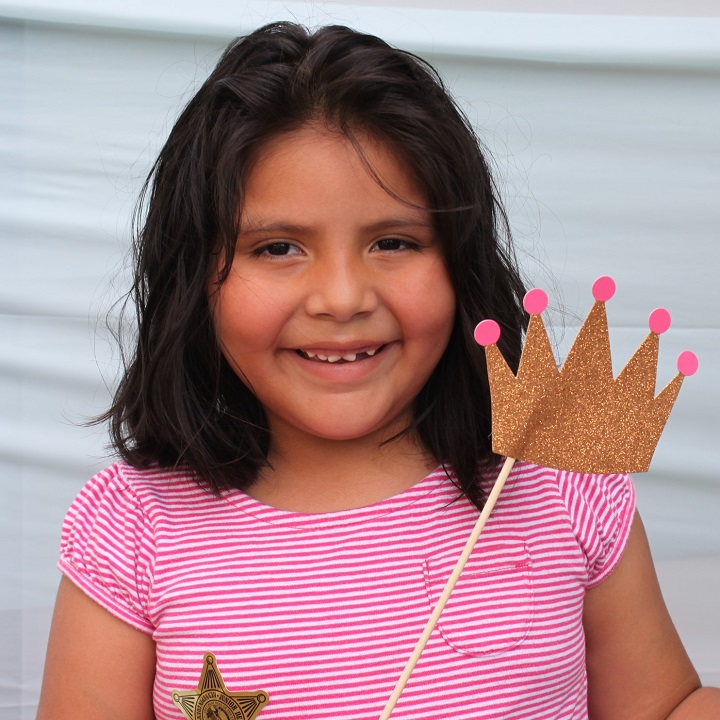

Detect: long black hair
[103,22,527,510]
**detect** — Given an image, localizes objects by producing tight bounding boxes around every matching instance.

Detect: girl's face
[212,124,455,448]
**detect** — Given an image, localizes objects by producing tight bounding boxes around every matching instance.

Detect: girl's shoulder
[494,459,636,510]
[60,462,220,585]
[69,461,214,513]
[58,462,222,632]
[489,460,637,587]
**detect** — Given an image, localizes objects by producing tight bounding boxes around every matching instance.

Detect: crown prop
[474,276,698,474]
[379,276,697,720]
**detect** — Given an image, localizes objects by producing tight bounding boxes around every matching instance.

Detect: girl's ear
[208,246,232,290]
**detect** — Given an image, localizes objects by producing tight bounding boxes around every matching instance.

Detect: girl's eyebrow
[237,221,302,236]
[238,217,434,236]
[362,217,434,233]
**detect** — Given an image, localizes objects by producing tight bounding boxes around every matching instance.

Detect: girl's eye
[372,237,419,252]
[256,242,301,257]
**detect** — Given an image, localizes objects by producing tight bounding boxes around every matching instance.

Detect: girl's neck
[247,426,438,513]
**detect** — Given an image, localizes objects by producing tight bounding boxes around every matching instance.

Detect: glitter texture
[484,300,686,474]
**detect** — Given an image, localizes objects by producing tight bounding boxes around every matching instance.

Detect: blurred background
[1,1,719,716]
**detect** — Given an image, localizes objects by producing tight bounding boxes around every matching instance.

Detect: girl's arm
[37,576,156,720]
[583,511,720,720]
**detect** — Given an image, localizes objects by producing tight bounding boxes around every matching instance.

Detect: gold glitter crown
[474,277,697,474]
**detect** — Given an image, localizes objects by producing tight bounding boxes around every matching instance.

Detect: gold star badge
[171,653,269,720]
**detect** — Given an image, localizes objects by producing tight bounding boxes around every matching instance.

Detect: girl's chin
[268,409,412,446]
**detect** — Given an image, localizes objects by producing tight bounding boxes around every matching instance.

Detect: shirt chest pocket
[422,540,534,657]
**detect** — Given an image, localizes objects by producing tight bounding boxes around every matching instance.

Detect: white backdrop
[1,2,719,717]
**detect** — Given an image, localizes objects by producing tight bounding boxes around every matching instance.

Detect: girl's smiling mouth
[296,345,385,363]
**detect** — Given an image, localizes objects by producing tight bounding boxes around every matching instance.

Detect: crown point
[592,275,616,302]
[523,288,548,315]
[677,350,698,377]
[649,308,671,334]
[474,319,501,347]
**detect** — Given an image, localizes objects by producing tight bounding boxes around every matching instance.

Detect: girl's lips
[296,345,386,363]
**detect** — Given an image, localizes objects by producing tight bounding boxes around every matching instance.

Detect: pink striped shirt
[59,461,634,719]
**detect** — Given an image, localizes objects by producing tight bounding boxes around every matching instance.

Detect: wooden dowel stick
[378,456,516,720]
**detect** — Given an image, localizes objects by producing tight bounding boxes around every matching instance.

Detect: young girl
[37,22,719,720]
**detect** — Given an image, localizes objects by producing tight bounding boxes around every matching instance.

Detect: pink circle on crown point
[474,319,501,346]
[648,308,671,334]
[592,275,616,302]
[523,288,548,315]
[677,351,698,377]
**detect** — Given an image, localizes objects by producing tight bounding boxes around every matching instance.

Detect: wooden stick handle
[378,456,516,720]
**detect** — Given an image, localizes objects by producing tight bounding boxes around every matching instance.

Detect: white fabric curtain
[1,2,719,716]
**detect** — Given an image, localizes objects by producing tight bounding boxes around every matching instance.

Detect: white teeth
[299,346,382,362]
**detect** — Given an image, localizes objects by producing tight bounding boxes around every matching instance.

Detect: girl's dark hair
[105,21,527,510]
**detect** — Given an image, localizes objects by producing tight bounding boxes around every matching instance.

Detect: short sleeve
[59,464,156,634]
[557,470,636,589]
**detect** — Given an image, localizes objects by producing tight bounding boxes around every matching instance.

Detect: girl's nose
[304,254,379,321]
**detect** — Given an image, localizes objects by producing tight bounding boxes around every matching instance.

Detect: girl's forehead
[248,125,423,193]
[240,124,430,225]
